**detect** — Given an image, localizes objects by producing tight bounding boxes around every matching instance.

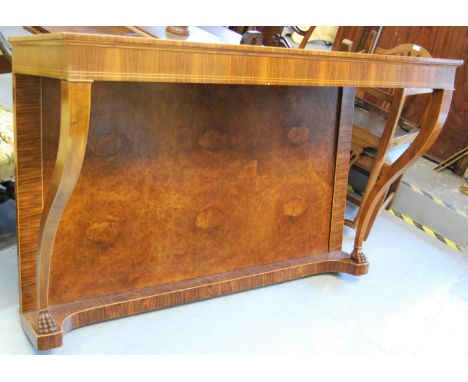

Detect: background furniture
[11,33,460,350]
[0,105,14,183]
[229,26,339,49]
[335,26,468,175]
[291,26,339,48]
[0,31,12,74]
[0,31,14,203]
[347,44,433,236]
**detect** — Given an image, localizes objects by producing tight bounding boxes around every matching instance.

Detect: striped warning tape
[388,208,462,251]
[401,180,468,219]
[347,183,462,251]
[347,184,363,196]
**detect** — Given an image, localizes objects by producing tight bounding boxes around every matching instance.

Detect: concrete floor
[403,158,468,214]
[1,203,467,354]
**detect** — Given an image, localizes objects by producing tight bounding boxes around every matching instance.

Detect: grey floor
[1,202,467,354]
[403,158,467,214]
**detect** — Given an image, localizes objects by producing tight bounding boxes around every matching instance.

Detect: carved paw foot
[351,248,368,264]
[37,310,58,334]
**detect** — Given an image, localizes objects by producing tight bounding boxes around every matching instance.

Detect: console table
[10,33,461,350]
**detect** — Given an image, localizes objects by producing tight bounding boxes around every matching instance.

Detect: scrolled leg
[352,89,453,260]
[35,80,92,326]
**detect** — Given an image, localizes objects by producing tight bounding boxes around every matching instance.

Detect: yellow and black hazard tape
[347,184,363,196]
[401,180,468,219]
[347,183,462,251]
[387,209,462,251]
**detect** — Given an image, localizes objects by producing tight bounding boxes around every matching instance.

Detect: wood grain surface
[14,74,42,312]
[329,87,355,251]
[22,251,368,351]
[352,89,454,262]
[12,33,462,350]
[10,32,461,88]
[39,82,340,306]
[36,81,91,312]
[377,26,468,169]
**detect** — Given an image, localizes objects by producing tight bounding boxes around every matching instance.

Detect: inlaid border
[329,87,355,251]
[21,251,368,351]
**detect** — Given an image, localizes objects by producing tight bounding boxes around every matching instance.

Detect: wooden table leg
[35,80,92,333]
[351,89,453,264]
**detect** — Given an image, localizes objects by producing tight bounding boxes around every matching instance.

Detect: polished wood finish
[347,44,434,234]
[375,43,431,57]
[10,33,460,88]
[41,82,339,306]
[14,74,43,312]
[296,27,316,50]
[11,33,461,350]
[36,81,91,331]
[332,27,382,53]
[376,26,468,172]
[165,26,189,37]
[352,89,453,262]
[329,87,355,251]
[347,89,406,229]
[21,251,367,350]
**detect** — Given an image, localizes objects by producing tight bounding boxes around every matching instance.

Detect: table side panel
[38,82,341,305]
[329,87,355,251]
[14,74,43,312]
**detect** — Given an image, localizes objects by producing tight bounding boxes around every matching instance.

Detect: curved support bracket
[353,88,406,227]
[36,81,92,323]
[352,89,453,262]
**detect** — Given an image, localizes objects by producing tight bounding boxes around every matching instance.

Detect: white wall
[0,26,31,109]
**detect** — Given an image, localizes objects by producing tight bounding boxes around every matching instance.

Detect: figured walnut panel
[40,82,341,305]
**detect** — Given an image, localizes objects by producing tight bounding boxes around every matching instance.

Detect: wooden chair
[0,31,15,204]
[290,27,316,49]
[0,31,12,74]
[332,27,383,53]
[346,44,433,238]
[230,26,319,49]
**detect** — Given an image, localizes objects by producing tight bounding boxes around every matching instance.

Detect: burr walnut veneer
[10,33,461,350]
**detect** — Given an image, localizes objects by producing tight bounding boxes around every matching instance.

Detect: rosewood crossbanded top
[10,32,462,88]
